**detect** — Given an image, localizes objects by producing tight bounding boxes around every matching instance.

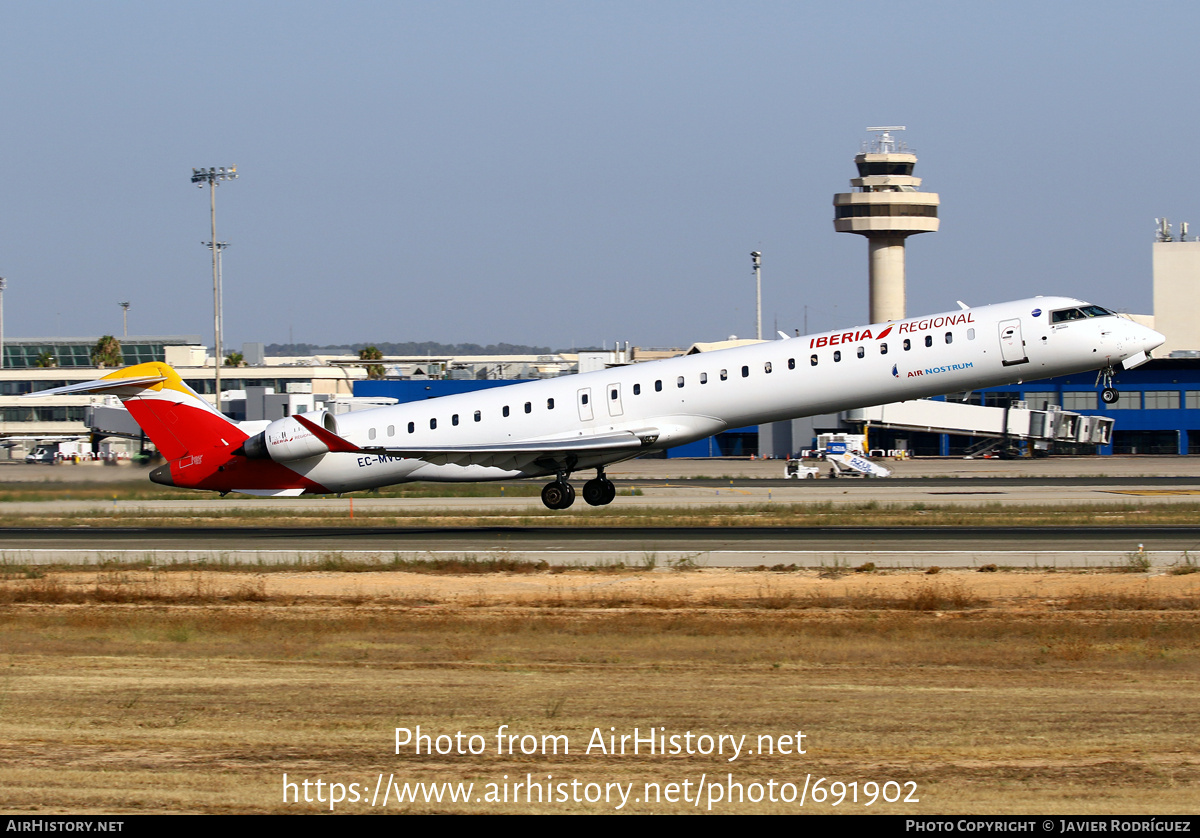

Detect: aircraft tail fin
[31,362,246,461]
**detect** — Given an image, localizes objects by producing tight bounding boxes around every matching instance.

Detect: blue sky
[0,2,1195,349]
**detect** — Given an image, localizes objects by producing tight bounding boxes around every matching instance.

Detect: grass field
[1,567,1197,814]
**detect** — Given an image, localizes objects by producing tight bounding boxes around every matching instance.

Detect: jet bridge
[843,399,1113,455]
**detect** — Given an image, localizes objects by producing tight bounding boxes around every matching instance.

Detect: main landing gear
[540,469,616,509]
[1097,364,1119,404]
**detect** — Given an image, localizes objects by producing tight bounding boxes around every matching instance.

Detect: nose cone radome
[149,463,175,487]
[1144,327,1167,355]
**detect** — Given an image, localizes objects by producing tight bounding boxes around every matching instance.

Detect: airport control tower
[833,127,940,323]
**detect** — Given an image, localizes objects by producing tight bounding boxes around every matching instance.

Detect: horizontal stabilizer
[22,375,168,398]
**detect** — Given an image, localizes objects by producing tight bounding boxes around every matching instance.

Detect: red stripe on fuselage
[168,453,331,493]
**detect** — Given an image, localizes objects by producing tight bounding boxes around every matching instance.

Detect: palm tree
[359,345,385,380]
[33,350,57,368]
[91,335,123,368]
[224,351,245,367]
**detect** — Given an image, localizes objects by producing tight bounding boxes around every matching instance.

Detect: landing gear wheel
[583,478,616,506]
[541,480,575,510]
[1097,365,1119,404]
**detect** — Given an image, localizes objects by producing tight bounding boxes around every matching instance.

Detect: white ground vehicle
[784,459,820,479]
[24,440,90,464]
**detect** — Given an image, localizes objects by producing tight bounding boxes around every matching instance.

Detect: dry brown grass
[0,568,1197,814]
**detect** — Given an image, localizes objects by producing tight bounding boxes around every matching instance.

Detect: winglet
[293,414,363,454]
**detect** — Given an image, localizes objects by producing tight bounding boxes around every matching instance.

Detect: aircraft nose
[1141,325,1167,355]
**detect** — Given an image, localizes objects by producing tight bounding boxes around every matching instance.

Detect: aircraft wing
[293,414,655,469]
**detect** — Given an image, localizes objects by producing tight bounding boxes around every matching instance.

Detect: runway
[4,524,1198,568]
[6,459,1200,568]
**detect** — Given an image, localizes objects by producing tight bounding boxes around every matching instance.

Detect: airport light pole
[201,241,229,357]
[119,301,130,338]
[751,251,762,340]
[191,166,237,411]
[0,277,6,369]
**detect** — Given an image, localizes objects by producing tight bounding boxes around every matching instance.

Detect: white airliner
[32,297,1163,509]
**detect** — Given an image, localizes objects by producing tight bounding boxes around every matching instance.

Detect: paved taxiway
[3,525,1197,569]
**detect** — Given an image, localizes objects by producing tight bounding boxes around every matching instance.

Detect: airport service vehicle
[30,297,1163,509]
[784,460,820,479]
[24,440,90,464]
[827,452,892,479]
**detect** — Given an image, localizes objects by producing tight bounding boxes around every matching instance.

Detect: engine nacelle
[241,413,337,462]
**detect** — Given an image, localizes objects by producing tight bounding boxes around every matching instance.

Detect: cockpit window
[1053,306,1116,323]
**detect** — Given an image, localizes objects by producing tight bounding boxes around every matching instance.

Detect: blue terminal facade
[860,358,1200,456]
[974,358,1200,456]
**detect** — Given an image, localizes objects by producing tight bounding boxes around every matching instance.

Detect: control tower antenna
[833,127,940,323]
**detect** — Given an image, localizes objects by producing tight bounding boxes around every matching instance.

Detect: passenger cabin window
[452,414,459,426]
[700,372,708,384]
[503,405,510,417]
[407,422,415,433]
[903,339,911,351]
[524,402,531,414]
[788,358,795,370]
[881,343,889,355]
[473,410,481,422]
[856,346,864,359]
[810,355,818,366]
[741,365,749,377]
[429,418,437,429]
[387,425,394,436]
[967,328,975,340]
[633,384,641,395]
[369,428,376,440]
[924,335,933,347]
[764,362,772,373]
[655,380,662,392]
[677,376,684,388]
[548,398,555,409]
[945,332,953,344]
[720,369,728,381]
[833,350,841,362]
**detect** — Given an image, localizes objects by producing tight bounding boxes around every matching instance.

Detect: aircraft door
[998,319,1029,366]
[607,383,623,417]
[577,388,594,421]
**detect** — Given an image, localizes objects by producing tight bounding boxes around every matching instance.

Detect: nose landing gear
[1097,365,1119,404]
